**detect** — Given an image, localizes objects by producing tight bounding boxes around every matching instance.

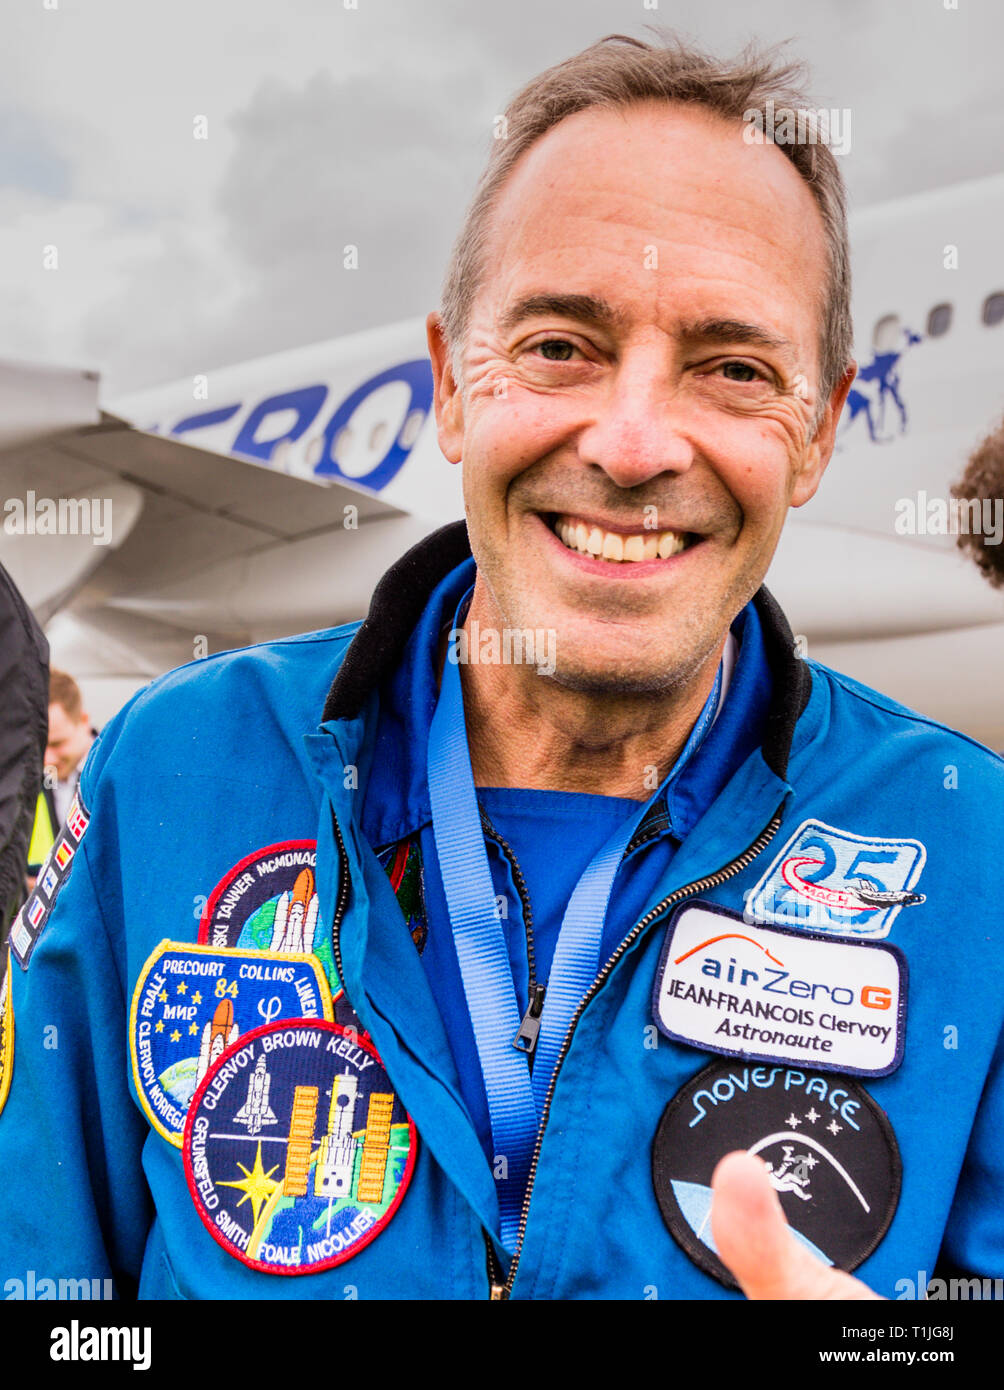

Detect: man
[25,670,96,885]
[44,670,96,828]
[1,33,1002,1301]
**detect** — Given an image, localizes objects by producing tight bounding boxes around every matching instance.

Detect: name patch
[653,902,907,1077]
[652,1059,901,1289]
[183,1020,416,1274]
[130,940,333,1147]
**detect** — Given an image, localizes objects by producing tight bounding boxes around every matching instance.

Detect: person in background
[25,670,97,887]
[952,414,1004,588]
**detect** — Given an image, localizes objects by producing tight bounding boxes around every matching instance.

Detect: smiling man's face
[429,100,853,695]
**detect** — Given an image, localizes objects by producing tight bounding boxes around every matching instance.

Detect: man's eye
[718,361,761,383]
[535,340,576,361]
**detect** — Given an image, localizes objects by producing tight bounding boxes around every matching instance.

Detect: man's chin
[544,653,697,699]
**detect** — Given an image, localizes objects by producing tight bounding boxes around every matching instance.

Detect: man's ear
[426,312,464,464]
[791,363,857,508]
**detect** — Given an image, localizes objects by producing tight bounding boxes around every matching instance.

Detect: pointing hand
[710,1150,881,1300]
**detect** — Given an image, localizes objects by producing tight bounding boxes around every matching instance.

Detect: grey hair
[439,30,853,411]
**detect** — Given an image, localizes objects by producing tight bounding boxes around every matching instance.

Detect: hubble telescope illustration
[315,1071,359,1198]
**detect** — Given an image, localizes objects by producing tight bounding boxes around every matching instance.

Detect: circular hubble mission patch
[183,1019,416,1275]
[652,1059,901,1289]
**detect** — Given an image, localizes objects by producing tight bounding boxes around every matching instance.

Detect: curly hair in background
[952,415,1004,588]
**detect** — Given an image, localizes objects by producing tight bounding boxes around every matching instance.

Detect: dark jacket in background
[0,561,48,941]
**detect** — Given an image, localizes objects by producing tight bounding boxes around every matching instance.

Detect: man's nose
[577,354,695,489]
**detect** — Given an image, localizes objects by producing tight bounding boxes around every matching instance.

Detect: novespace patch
[652,901,907,1077]
[652,1058,902,1289]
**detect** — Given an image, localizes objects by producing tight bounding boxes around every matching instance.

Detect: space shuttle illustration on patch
[196,998,240,1084]
[270,867,319,954]
[234,1054,278,1136]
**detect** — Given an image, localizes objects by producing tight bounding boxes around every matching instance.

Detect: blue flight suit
[1,520,1002,1299]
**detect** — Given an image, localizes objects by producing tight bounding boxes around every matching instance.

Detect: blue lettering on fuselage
[160,359,434,494]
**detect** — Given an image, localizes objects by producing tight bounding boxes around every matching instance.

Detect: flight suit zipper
[329,802,784,1300]
[497,804,785,1299]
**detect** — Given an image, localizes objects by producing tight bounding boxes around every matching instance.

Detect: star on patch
[177,982,187,994]
[786,1113,801,1128]
[155,1020,165,1033]
[158,990,167,1003]
[827,1120,841,1136]
[805,1108,820,1124]
[170,1029,181,1042]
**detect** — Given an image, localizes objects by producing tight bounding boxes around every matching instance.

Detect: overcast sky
[3,0,1002,398]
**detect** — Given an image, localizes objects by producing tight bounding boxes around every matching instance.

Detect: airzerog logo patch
[183,1019,416,1274]
[653,901,907,1077]
[652,1060,901,1289]
[745,819,926,938]
[130,940,333,1147]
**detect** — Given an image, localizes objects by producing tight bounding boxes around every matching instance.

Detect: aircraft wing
[0,361,435,717]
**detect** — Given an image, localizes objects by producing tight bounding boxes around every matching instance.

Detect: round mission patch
[652,1059,901,1289]
[183,1019,416,1274]
[198,840,357,1025]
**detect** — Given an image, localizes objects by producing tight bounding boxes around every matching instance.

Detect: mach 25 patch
[183,1019,416,1274]
[652,1060,901,1289]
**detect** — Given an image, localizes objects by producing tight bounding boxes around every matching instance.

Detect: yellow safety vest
[26,791,57,874]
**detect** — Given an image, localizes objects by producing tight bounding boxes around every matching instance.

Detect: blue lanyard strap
[426,593,723,1249]
[427,631,539,1249]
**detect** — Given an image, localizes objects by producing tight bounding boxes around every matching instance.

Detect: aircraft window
[872,314,901,352]
[398,408,425,450]
[333,426,353,462]
[983,293,1004,327]
[926,303,952,337]
[368,422,388,452]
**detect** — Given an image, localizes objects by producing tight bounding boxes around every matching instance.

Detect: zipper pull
[489,1283,508,1300]
[513,984,546,1054]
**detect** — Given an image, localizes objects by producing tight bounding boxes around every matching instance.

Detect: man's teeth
[553,517,688,562]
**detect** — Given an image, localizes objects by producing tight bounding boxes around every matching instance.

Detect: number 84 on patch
[745,819,926,939]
